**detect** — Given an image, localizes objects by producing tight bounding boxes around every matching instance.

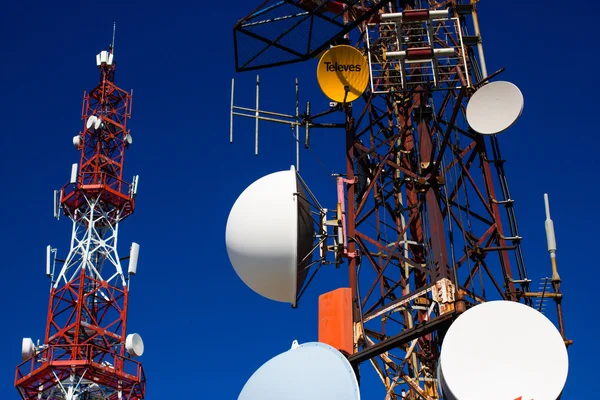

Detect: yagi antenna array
[230,76,310,171]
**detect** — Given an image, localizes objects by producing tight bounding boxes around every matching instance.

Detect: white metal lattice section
[366,16,470,93]
[54,193,127,290]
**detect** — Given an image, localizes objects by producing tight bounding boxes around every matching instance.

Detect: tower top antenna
[111,22,116,54]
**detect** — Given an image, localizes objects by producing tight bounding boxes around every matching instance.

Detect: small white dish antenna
[86,115,97,130]
[72,135,81,149]
[439,300,568,400]
[125,134,133,145]
[225,166,315,306]
[466,81,524,135]
[125,333,144,357]
[94,117,103,130]
[21,338,35,361]
[238,341,360,400]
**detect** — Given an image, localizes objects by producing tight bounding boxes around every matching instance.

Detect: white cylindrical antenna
[544,193,557,253]
[544,193,560,283]
[128,242,140,275]
[471,5,489,78]
[46,245,52,277]
[70,163,78,184]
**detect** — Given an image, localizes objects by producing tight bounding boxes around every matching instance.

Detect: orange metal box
[318,287,353,355]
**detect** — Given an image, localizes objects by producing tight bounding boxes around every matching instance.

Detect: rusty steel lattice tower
[231,1,568,399]
[15,43,146,400]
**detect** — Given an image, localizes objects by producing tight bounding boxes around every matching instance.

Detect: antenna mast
[227,0,569,398]
[15,46,146,399]
[112,22,116,53]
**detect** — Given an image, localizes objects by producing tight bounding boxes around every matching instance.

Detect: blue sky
[1,0,597,398]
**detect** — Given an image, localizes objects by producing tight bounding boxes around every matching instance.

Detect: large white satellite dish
[226,166,314,306]
[439,300,568,400]
[239,341,360,400]
[21,338,34,361]
[125,333,144,357]
[466,81,524,135]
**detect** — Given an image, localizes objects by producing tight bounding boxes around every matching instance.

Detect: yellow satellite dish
[316,45,369,103]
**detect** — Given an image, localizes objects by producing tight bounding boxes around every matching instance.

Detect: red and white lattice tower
[15,45,146,400]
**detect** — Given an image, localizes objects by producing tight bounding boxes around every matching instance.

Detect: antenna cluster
[15,40,148,400]
[226,1,570,399]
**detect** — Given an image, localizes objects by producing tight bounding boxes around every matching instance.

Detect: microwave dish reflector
[86,115,97,130]
[238,341,360,400]
[72,135,81,149]
[317,45,369,103]
[226,166,314,306]
[21,338,34,361]
[466,81,524,135]
[94,117,103,130]
[439,300,568,400]
[125,333,144,357]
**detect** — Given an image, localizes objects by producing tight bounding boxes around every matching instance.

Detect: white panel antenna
[70,163,78,184]
[128,243,139,275]
[96,50,114,67]
[53,190,62,220]
[46,245,52,277]
[131,175,139,197]
[46,245,58,279]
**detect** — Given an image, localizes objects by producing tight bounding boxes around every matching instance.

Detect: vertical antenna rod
[544,193,568,344]
[471,0,488,78]
[255,75,260,155]
[112,22,116,53]
[295,78,300,171]
[230,78,235,143]
[544,193,559,282]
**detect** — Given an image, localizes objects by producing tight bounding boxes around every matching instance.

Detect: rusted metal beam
[349,312,454,365]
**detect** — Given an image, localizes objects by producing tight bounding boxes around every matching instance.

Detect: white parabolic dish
[125,333,144,357]
[225,166,313,306]
[86,115,97,130]
[238,341,360,400]
[439,300,568,400]
[21,338,34,361]
[466,81,524,135]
